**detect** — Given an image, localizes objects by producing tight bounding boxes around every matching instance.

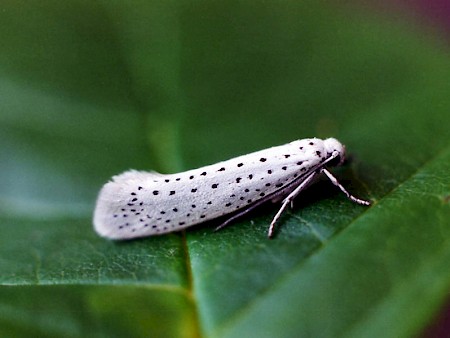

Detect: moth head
[324,138,346,166]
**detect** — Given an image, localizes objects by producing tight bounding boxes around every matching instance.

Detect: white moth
[93,138,370,240]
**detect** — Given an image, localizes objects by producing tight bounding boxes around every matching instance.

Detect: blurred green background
[1,1,449,337]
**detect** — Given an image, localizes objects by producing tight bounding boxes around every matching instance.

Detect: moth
[93,138,370,239]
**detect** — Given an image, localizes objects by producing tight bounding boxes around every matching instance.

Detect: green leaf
[1,1,449,337]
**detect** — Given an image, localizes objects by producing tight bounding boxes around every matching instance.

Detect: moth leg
[322,169,371,206]
[214,198,268,232]
[286,151,341,209]
[268,171,318,238]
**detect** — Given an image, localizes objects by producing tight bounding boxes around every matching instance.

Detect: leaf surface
[1,1,449,337]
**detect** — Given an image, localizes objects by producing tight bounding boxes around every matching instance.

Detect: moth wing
[93,170,164,240]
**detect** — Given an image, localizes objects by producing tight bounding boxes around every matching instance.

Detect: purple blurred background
[352,0,450,40]
[412,0,450,34]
